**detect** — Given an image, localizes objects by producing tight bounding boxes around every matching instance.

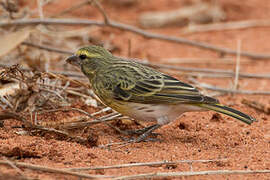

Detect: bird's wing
[95,64,218,104]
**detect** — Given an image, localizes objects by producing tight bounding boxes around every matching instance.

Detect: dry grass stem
[113,169,270,180]
[1,18,270,59]
[184,19,270,33]
[139,2,225,28]
[0,160,113,179]
[17,42,270,79]
[190,78,270,95]
[66,159,227,171]
[242,99,270,114]
[233,39,241,90]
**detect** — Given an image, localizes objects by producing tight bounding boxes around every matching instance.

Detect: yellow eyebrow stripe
[76,50,102,58]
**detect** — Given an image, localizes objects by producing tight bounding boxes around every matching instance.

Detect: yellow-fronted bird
[66,45,256,142]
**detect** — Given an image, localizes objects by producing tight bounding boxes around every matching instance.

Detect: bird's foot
[121,134,161,143]
[122,124,162,143]
[124,124,161,135]
[127,137,161,143]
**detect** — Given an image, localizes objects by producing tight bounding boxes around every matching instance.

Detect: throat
[81,67,95,80]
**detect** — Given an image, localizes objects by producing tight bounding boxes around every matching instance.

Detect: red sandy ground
[0,0,270,179]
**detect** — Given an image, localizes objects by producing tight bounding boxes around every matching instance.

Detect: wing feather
[94,62,218,105]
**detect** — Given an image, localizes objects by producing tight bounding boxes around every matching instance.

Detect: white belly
[121,102,205,125]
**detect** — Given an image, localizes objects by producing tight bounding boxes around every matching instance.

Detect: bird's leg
[131,124,161,142]
[124,124,159,135]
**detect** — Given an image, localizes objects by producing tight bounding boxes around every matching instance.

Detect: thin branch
[242,99,270,114]
[0,160,113,179]
[184,19,270,33]
[3,157,29,179]
[45,71,89,88]
[0,96,14,109]
[31,125,90,144]
[19,42,270,79]
[113,169,270,180]
[49,70,85,78]
[233,39,241,90]
[1,18,270,59]
[65,89,92,98]
[138,60,270,79]
[22,42,72,54]
[66,159,226,171]
[37,0,44,19]
[91,0,109,24]
[50,0,90,18]
[38,107,101,119]
[205,85,270,95]
[98,112,121,120]
[160,57,237,64]
[90,107,112,116]
[0,111,33,127]
[59,65,270,79]
[60,112,122,129]
[191,79,270,95]
[184,72,260,79]
[0,111,89,144]
[98,141,129,149]
[39,87,65,100]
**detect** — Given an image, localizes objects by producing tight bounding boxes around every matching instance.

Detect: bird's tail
[197,103,256,125]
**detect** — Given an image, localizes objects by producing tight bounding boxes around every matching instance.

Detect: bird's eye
[79,54,87,60]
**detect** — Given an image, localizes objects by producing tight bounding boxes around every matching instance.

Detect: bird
[66,45,256,142]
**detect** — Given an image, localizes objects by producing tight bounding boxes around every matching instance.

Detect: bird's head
[66,45,113,78]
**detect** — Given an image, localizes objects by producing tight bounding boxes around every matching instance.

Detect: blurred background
[0,0,270,179]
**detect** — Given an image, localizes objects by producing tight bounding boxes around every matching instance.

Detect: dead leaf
[0,82,20,97]
[0,28,32,58]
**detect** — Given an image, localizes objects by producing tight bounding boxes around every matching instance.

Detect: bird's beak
[66,55,81,67]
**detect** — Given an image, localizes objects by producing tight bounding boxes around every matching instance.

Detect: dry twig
[1,18,270,59]
[2,157,28,179]
[190,79,270,95]
[60,112,121,129]
[50,0,90,18]
[0,111,33,127]
[233,39,241,90]
[66,159,226,171]
[139,2,225,28]
[0,160,113,179]
[113,169,270,180]
[18,42,270,79]
[91,0,109,24]
[184,19,270,33]
[22,42,72,54]
[242,99,270,114]
[0,111,91,144]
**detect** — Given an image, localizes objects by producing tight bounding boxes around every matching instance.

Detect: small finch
[66,45,256,142]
